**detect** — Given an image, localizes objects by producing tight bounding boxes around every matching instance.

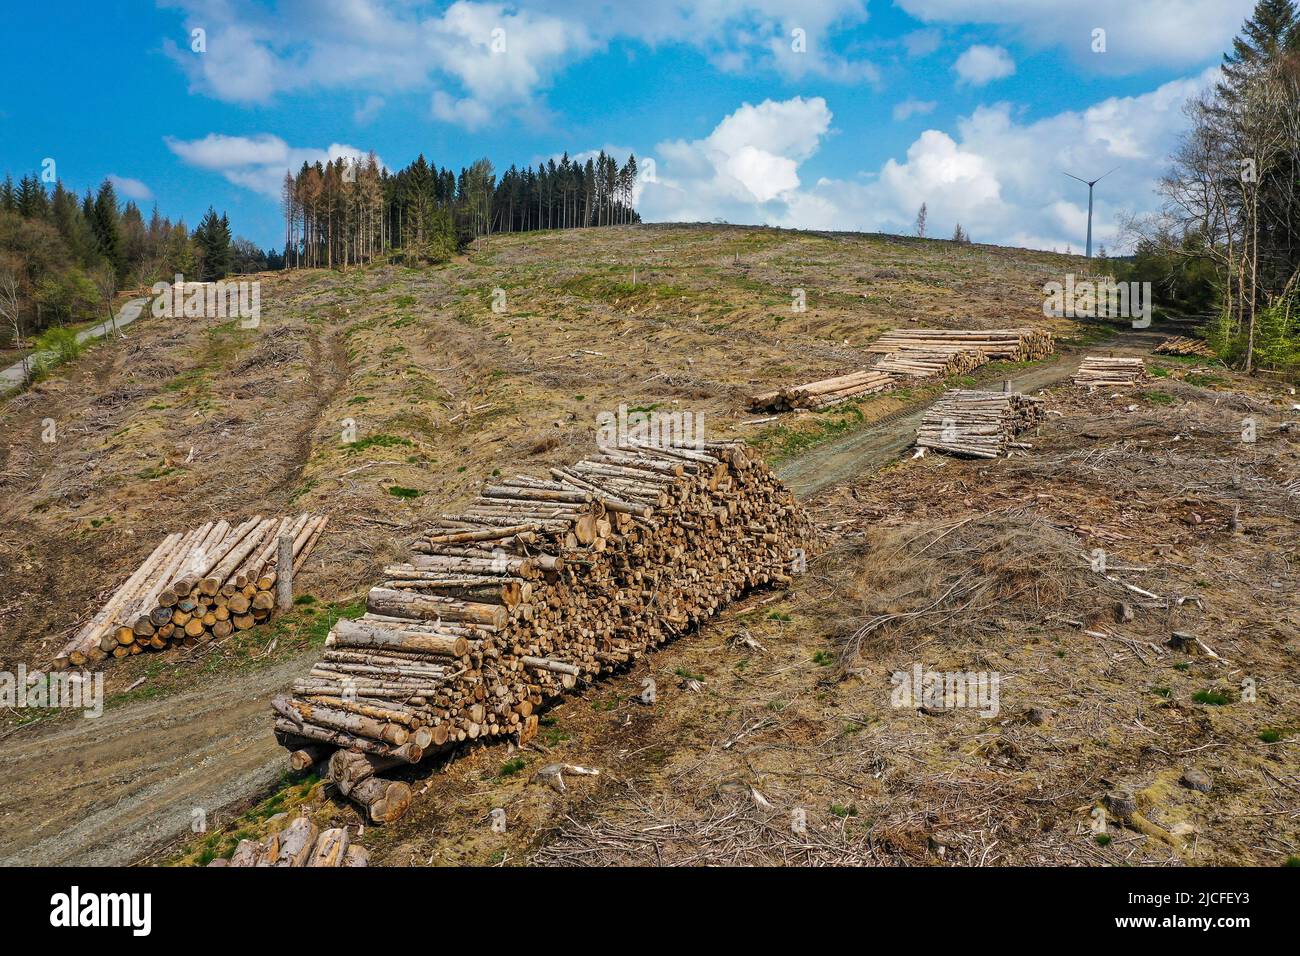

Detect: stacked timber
[872,345,987,381]
[210,816,369,867]
[866,328,1055,361]
[1154,336,1213,357]
[54,513,327,668]
[749,368,895,412]
[1073,356,1147,388]
[916,389,1046,459]
[273,438,810,824]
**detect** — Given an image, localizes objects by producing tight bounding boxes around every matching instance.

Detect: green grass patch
[346,434,414,454]
[386,485,423,499]
[1193,689,1232,706]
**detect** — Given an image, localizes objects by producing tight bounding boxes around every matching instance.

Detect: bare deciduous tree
[0,262,28,380]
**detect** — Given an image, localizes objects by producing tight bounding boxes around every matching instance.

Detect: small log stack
[866,328,1055,361]
[916,389,1046,459]
[872,345,988,381]
[1073,356,1148,388]
[749,369,895,412]
[273,438,810,824]
[54,513,328,668]
[1154,336,1214,357]
[209,816,369,867]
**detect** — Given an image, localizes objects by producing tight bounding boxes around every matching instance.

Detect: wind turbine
[1063,167,1117,258]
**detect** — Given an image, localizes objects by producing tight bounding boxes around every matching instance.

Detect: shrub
[32,325,85,372]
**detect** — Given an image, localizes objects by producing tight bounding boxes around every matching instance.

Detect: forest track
[0,651,317,867]
[778,328,1159,496]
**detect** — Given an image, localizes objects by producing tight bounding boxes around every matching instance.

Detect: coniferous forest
[280,151,640,269]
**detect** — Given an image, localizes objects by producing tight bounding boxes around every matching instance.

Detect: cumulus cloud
[953,45,1015,86]
[639,71,1217,252]
[165,0,591,124]
[165,133,382,198]
[164,0,877,125]
[107,175,153,202]
[892,98,938,121]
[639,97,833,223]
[898,0,1254,71]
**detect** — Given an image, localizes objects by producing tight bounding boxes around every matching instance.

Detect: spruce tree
[195,207,232,280]
[1217,0,1299,100]
[16,175,49,219]
[91,180,125,281]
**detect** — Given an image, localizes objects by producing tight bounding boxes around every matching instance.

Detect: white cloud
[166,0,592,125]
[898,0,1254,71]
[953,45,1015,86]
[640,97,833,223]
[431,91,494,129]
[164,0,877,125]
[639,70,1218,252]
[107,175,153,202]
[892,98,938,121]
[165,134,383,198]
[354,95,385,125]
[901,28,943,58]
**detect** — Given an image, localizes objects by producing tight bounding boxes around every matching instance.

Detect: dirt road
[0,652,315,866]
[776,333,1149,495]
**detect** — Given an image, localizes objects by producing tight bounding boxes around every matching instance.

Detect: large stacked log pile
[916,389,1046,459]
[749,369,895,412]
[1072,356,1147,388]
[210,816,369,867]
[872,345,988,381]
[1154,336,1214,357]
[54,514,327,668]
[866,328,1055,361]
[273,439,810,824]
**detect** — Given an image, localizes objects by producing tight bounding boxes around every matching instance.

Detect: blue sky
[0,1,1256,252]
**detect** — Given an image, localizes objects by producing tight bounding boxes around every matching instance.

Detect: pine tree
[91,180,125,281]
[915,203,928,238]
[16,175,50,219]
[194,207,233,280]
[1218,0,1300,101]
